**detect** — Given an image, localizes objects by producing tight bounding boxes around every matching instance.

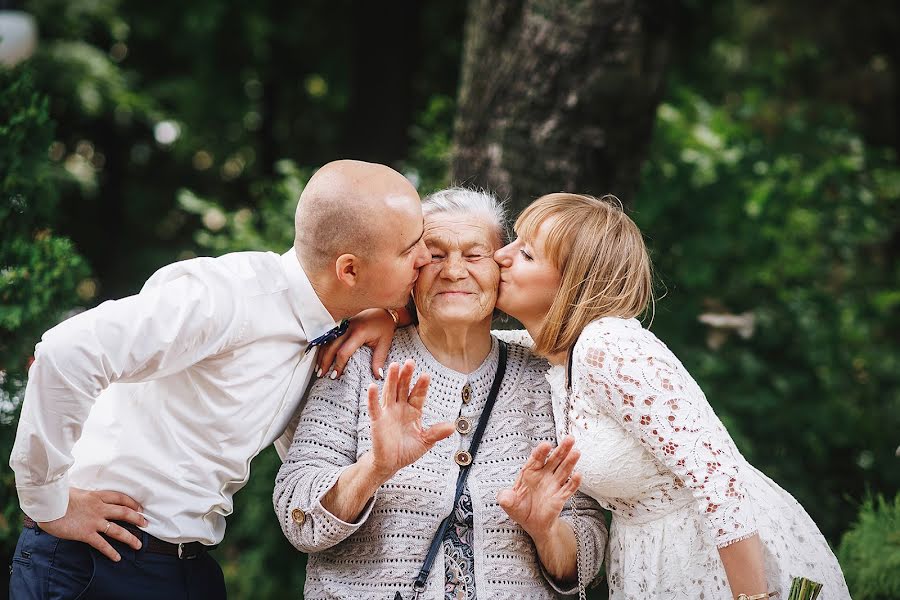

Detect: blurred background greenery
[1,0,898,598]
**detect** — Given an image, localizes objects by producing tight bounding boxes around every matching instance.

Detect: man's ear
[335,254,360,287]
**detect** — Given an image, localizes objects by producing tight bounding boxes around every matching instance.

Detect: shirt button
[455,416,472,435]
[291,508,306,525]
[461,383,472,404]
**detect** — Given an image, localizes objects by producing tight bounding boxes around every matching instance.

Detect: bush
[0,65,90,586]
[636,84,900,542]
[837,494,900,600]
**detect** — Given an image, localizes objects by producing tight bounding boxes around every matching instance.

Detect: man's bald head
[294,160,421,275]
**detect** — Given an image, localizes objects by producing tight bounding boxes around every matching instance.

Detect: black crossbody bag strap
[395,340,508,600]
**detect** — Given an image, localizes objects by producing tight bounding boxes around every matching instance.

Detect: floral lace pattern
[443,487,477,600]
[549,317,851,599]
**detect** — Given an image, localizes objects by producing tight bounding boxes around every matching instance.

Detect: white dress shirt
[10,248,337,544]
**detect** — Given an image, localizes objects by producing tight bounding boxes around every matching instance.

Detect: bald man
[9,160,431,599]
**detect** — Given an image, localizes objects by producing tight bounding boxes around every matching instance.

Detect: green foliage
[636,59,900,543]
[404,94,455,195]
[178,160,309,255]
[0,68,56,224]
[0,65,90,582]
[837,494,900,599]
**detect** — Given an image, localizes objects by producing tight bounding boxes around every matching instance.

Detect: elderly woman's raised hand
[498,436,583,541]
[367,360,456,483]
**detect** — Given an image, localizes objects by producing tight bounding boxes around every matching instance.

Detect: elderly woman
[274,188,606,599]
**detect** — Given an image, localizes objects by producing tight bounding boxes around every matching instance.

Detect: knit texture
[274,327,607,599]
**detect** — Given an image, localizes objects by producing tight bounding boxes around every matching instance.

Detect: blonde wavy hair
[515,193,654,356]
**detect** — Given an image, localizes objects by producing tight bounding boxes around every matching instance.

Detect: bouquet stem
[787,576,823,600]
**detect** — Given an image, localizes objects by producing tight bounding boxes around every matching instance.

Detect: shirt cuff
[17,475,70,522]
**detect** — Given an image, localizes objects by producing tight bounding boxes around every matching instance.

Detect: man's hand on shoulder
[38,488,148,562]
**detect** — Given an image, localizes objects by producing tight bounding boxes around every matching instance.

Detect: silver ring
[104,521,111,535]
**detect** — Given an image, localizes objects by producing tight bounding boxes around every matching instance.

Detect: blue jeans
[9,525,226,600]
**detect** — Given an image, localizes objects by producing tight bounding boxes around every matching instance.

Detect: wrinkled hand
[367,360,455,482]
[498,436,583,540]
[38,488,148,561]
[317,308,397,380]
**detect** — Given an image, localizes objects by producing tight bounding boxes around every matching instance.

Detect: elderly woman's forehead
[424,213,499,241]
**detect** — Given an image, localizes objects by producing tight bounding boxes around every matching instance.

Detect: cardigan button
[454,450,472,466]
[455,416,472,435]
[461,384,472,404]
[291,508,306,525]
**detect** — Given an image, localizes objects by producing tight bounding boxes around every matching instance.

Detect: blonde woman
[488,193,850,599]
[326,193,852,599]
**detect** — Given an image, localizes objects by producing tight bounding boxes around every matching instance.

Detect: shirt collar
[280,248,339,343]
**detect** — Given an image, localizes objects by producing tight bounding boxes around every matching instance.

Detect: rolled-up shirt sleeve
[10,260,243,522]
[273,354,376,552]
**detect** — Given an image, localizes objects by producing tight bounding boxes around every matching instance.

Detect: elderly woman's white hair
[421,187,508,245]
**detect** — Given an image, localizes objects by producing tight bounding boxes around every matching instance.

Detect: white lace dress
[545,317,850,600]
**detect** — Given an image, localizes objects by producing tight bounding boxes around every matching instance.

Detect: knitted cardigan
[274,327,607,599]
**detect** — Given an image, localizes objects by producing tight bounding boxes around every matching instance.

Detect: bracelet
[737,592,778,600]
[385,308,400,325]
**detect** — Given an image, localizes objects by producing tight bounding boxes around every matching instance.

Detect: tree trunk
[451,0,674,211]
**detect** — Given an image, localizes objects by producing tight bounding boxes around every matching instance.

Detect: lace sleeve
[490,328,534,348]
[573,323,757,547]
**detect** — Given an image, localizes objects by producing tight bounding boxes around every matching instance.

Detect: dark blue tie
[305,319,349,354]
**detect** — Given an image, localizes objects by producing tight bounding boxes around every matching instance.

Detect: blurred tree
[0,64,90,592]
[633,0,900,543]
[451,0,675,209]
[20,0,466,299]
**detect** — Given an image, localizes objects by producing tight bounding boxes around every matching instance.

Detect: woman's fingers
[497,488,514,509]
[381,362,400,406]
[396,359,415,403]
[513,442,553,489]
[407,373,430,410]
[530,442,553,466]
[554,447,581,483]
[330,332,366,378]
[421,421,455,445]
[367,383,382,420]
[315,335,346,378]
[370,334,393,379]
[543,435,576,472]
[559,472,583,499]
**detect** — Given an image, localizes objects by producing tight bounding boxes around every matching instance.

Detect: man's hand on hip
[38,487,148,561]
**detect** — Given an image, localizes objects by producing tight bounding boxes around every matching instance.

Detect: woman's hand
[498,436,583,541]
[367,360,455,483]
[316,308,397,380]
[320,360,454,523]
